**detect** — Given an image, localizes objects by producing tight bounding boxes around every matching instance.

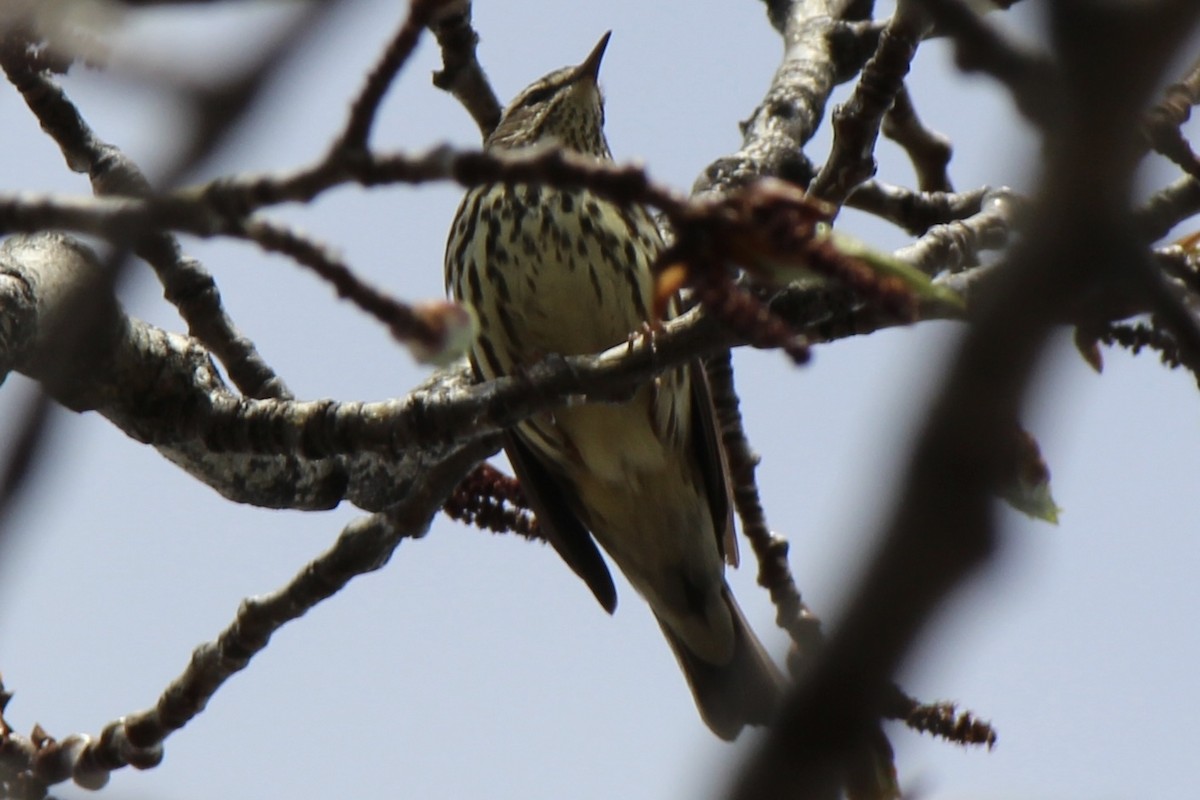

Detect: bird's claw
[626,320,665,354]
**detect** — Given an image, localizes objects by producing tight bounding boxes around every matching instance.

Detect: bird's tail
[656,584,786,740]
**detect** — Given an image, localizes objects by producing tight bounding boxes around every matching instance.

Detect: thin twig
[1142,52,1200,182]
[1136,176,1200,242]
[236,216,463,361]
[0,150,914,369]
[847,180,989,235]
[882,85,954,192]
[0,35,290,400]
[808,0,932,207]
[892,187,1022,274]
[335,0,439,152]
[705,351,824,670]
[0,437,491,793]
[704,3,907,797]
[427,0,502,139]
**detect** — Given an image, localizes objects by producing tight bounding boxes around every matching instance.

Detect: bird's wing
[689,358,739,567]
[504,429,618,613]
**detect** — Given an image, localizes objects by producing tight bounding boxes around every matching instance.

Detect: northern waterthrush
[444,33,782,739]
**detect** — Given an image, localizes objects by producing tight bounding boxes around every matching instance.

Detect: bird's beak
[574,31,611,84]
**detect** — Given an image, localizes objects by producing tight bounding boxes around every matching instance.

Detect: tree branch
[695,0,866,200]
[335,0,439,152]
[808,0,932,207]
[0,433,491,794]
[847,181,989,235]
[726,1,1200,796]
[0,234,496,513]
[427,0,501,139]
[892,187,1022,275]
[0,39,290,400]
[882,85,954,192]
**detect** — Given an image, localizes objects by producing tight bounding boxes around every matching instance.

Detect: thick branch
[0,234,497,513]
[0,228,979,517]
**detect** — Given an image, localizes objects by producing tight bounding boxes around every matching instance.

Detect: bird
[444,32,783,739]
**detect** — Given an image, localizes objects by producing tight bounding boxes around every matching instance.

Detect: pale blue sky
[2,2,1198,799]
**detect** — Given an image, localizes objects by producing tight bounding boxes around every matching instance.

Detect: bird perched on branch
[444,32,783,739]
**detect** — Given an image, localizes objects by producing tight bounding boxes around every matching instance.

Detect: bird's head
[485,32,612,158]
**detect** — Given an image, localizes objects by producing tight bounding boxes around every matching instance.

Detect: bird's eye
[518,84,556,107]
